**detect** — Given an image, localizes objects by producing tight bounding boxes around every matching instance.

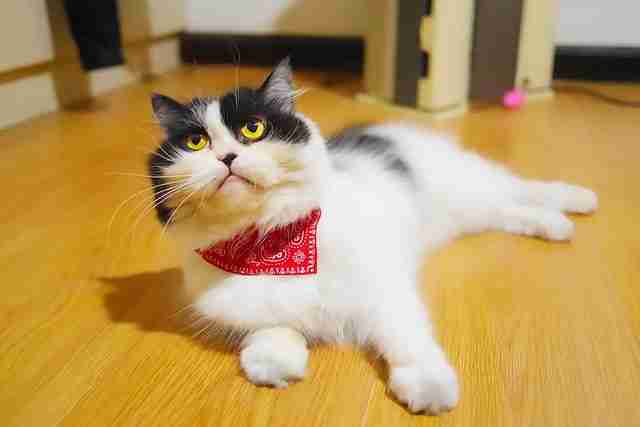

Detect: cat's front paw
[389,361,459,415]
[240,331,308,388]
[554,183,598,214]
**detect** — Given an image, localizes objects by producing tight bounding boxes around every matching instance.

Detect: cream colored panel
[364,0,397,102]
[149,39,181,75]
[148,0,185,36]
[516,0,556,91]
[0,74,58,128]
[0,0,54,72]
[118,0,151,43]
[46,0,91,107]
[418,0,475,112]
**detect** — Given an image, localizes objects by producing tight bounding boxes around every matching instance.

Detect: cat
[148,58,597,414]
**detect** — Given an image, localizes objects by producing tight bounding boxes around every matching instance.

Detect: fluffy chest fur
[181,156,422,343]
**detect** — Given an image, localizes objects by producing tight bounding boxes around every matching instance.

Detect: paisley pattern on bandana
[196,209,321,275]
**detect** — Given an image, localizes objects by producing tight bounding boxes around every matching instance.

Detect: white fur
[240,327,308,388]
[167,115,597,413]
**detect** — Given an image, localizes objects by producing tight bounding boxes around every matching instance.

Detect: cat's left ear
[259,57,295,113]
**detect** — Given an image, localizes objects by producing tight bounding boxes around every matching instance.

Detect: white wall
[185,0,368,36]
[556,0,640,46]
[148,0,186,36]
[0,0,54,72]
[0,0,58,128]
[186,0,639,47]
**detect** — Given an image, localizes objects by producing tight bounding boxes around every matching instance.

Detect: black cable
[552,84,640,108]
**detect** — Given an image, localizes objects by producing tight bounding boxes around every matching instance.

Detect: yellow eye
[240,119,266,142]
[186,134,209,151]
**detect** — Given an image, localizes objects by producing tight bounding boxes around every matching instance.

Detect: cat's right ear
[259,57,295,113]
[151,93,185,128]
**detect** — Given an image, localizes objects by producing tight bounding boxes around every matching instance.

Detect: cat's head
[148,58,326,237]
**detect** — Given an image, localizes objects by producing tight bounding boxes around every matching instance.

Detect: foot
[389,360,459,414]
[569,187,598,213]
[240,327,308,388]
[537,210,575,241]
[525,181,598,214]
[500,205,575,241]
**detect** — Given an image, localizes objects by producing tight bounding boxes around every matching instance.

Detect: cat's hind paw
[389,361,459,415]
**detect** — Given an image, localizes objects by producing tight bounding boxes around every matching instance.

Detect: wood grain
[1,66,639,427]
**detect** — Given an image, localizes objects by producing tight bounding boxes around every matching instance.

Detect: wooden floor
[1,66,639,427]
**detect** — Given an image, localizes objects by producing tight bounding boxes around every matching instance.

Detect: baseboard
[554,45,640,82]
[355,93,467,120]
[180,35,640,82]
[180,33,364,71]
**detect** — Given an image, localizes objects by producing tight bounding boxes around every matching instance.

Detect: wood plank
[0,66,639,426]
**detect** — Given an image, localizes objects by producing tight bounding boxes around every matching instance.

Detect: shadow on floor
[99,268,232,354]
[99,269,397,392]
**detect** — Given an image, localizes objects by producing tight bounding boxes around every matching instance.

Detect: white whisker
[127,179,196,241]
[290,87,310,99]
[106,172,192,179]
[107,180,181,244]
[160,187,199,238]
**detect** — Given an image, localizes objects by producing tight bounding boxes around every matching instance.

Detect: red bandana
[196,209,321,276]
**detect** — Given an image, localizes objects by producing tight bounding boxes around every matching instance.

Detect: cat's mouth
[217,172,256,191]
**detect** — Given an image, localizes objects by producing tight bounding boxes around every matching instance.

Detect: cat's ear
[259,57,295,113]
[151,93,186,128]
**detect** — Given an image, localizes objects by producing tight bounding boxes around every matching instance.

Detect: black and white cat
[149,58,597,414]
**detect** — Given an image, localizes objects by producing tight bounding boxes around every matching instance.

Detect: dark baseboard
[181,34,640,83]
[554,45,640,82]
[180,33,364,72]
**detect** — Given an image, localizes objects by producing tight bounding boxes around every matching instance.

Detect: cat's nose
[220,153,238,168]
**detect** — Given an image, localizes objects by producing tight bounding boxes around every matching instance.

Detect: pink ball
[502,89,526,109]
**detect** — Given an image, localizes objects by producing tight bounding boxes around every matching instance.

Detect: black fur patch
[148,96,213,224]
[148,143,176,224]
[327,125,413,177]
[219,88,310,144]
